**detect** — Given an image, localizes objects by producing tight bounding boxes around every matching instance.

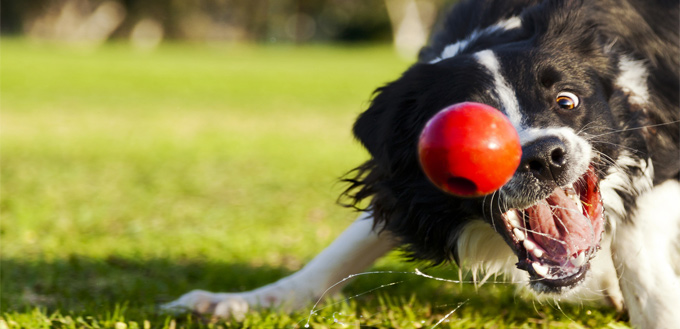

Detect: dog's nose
[519,137,568,184]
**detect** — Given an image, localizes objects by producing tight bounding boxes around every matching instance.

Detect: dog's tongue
[525,188,593,262]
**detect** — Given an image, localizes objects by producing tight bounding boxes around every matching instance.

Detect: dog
[163,0,680,327]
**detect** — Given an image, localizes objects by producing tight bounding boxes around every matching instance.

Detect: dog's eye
[556,92,580,110]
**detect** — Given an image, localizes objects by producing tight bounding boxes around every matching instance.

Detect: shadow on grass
[2,256,294,313]
[1,255,624,326]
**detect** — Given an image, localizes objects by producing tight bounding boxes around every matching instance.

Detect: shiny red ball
[418,102,522,197]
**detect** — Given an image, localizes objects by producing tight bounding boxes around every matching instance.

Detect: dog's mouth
[501,166,604,292]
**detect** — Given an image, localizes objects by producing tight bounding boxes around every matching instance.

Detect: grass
[0,39,629,328]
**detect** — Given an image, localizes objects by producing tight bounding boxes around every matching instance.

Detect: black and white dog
[164,0,680,327]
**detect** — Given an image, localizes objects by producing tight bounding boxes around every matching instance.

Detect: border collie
[164,0,680,327]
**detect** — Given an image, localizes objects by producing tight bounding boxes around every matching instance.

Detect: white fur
[429,17,522,64]
[600,151,655,222]
[616,57,650,106]
[611,180,680,328]
[162,212,397,318]
[455,220,524,285]
[474,49,524,128]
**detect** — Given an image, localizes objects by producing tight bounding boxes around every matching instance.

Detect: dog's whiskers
[588,140,642,154]
[582,120,680,140]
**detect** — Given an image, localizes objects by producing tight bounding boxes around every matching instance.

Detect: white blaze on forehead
[474,49,524,130]
[429,17,522,64]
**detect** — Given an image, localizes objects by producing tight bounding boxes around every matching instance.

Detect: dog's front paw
[161,289,251,320]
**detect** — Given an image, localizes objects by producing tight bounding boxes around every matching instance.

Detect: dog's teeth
[570,252,586,267]
[564,187,578,199]
[513,228,526,241]
[506,211,521,228]
[532,248,544,258]
[564,187,580,205]
[532,262,549,277]
[523,239,535,250]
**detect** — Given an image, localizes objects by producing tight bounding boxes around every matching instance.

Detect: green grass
[1,39,629,328]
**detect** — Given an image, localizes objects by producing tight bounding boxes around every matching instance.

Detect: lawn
[0,39,629,328]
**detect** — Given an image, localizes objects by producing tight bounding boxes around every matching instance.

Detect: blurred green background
[1,0,448,57]
[1,1,628,328]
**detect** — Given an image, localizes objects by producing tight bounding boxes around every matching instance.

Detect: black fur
[344,0,679,272]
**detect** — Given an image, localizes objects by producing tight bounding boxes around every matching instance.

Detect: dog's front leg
[162,212,398,319]
[611,180,680,329]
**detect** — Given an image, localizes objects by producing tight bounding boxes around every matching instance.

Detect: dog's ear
[353,83,399,165]
[353,71,428,169]
[354,63,471,168]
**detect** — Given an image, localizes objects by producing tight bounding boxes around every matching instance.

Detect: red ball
[418,102,522,197]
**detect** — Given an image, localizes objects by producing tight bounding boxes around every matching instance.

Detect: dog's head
[347,1,635,293]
